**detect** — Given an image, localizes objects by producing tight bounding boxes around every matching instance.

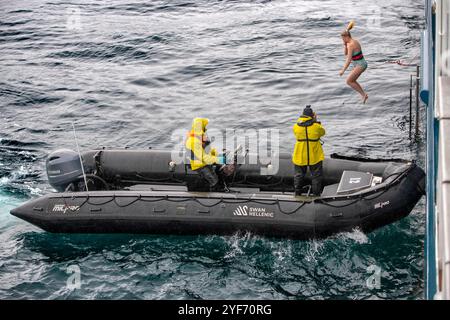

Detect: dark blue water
[0,0,425,299]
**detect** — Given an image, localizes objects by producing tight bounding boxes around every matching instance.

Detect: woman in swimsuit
[339,28,369,104]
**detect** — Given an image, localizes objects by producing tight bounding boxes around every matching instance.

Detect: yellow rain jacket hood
[292,116,325,166]
[185,118,219,170]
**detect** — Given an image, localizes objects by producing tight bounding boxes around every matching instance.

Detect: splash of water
[305,240,325,263]
[338,228,370,245]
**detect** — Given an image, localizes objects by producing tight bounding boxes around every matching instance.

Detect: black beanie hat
[302,105,314,117]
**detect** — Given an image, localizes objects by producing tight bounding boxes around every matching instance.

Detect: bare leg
[346,66,368,103]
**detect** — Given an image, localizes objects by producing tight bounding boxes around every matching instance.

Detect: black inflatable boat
[10,149,425,240]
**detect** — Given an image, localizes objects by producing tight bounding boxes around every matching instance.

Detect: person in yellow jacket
[185,118,225,191]
[292,105,326,196]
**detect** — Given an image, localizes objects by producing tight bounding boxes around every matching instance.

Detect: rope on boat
[59,164,418,216]
[60,191,309,215]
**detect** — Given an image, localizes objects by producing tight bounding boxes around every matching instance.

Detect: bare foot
[362,93,368,104]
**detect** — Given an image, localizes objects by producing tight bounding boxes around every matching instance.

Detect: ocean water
[0,0,425,299]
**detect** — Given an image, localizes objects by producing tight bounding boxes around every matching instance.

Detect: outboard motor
[46,149,84,192]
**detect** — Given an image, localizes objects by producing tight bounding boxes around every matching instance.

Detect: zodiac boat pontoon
[10,149,425,240]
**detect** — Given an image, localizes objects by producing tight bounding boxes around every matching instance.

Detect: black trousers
[197,165,220,190]
[294,161,323,196]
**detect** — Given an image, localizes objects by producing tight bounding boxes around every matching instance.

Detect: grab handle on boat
[306,185,312,197]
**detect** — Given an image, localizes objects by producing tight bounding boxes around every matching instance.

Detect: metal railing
[410,65,421,139]
[431,0,450,300]
[423,0,437,299]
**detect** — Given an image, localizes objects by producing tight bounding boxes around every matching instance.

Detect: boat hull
[10,162,425,240]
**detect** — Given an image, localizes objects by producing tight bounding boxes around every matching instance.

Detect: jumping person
[292,105,326,197]
[339,21,369,104]
[185,118,226,191]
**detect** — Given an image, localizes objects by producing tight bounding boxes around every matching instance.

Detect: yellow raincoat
[292,116,325,166]
[185,118,219,171]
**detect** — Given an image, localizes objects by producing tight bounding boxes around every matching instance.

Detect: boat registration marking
[52,204,80,214]
[374,201,390,209]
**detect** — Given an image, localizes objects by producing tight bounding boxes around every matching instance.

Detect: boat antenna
[72,122,89,191]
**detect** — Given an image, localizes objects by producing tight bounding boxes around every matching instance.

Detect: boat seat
[321,183,339,197]
[276,194,317,202]
[321,171,376,197]
[336,171,373,195]
[126,184,189,192]
[229,187,261,193]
